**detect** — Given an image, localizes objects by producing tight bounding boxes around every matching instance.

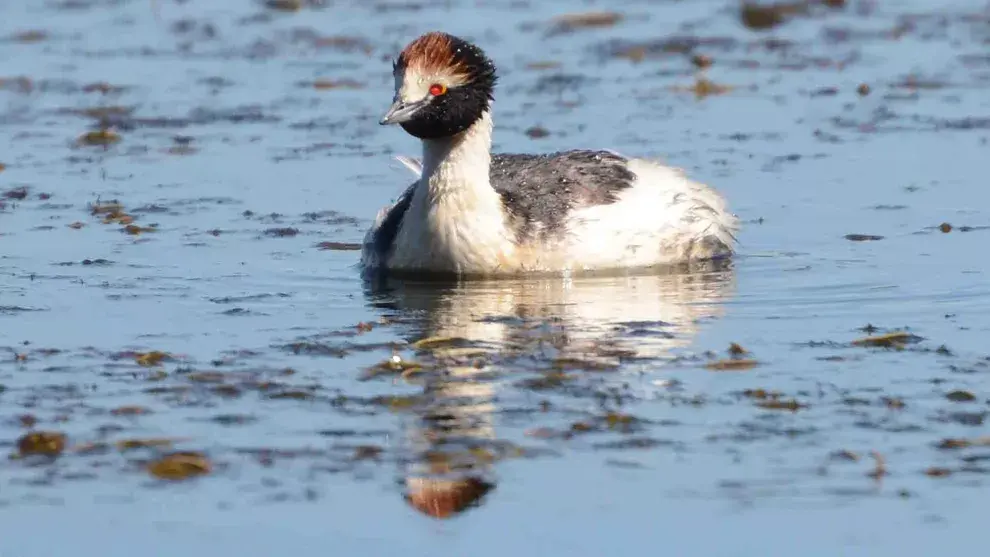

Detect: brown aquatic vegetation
[352,445,383,461]
[111,405,152,416]
[82,82,129,95]
[741,3,805,30]
[945,390,976,402]
[756,399,805,411]
[307,79,364,90]
[17,431,67,457]
[851,331,923,348]
[411,336,471,351]
[264,227,299,237]
[868,451,887,479]
[728,343,748,356]
[525,126,550,139]
[123,224,158,235]
[315,241,361,251]
[361,355,425,381]
[937,437,990,450]
[691,54,714,69]
[525,61,562,71]
[519,371,573,391]
[740,0,845,31]
[147,451,213,480]
[135,351,171,367]
[831,449,860,461]
[673,77,733,99]
[78,129,121,146]
[265,0,302,11]
[17,414,37,428]
[117,438,178,451]
[11,30,48,43]
[844,234,884,241]
[925,467,952,478]
[707,342,758,370]
[3,186,28,200]
[706,358,760,371]
[884,397,906,410]
[0,76,33,93]
[550,12,623,34]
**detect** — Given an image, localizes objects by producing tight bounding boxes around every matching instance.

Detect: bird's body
[361,32,738,278]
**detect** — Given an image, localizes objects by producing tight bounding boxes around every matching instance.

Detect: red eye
[429,83,447,96]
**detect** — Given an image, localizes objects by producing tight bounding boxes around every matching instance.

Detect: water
[2,0,989,555]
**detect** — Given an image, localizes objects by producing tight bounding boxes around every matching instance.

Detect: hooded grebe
[361,31,738,277]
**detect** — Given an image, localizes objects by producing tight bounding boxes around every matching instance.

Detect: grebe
[360,31,738,277]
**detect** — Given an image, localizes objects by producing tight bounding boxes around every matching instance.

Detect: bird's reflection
[363,260,736,519]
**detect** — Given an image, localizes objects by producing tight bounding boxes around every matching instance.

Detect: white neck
[419,110,495,202]
[391,111,514,274]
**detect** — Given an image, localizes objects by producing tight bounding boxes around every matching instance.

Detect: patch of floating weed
[316,241,361,251]
[10,30,49,43]
[117,438,178,451]
[844,233,884,241]
[550,356,620,371]
[77,128,121,146]
[740,0,844,31]
[937,437,990,450]
[361,354,426,381]
[525,126,550,139]
[592,438,672,451]
[756,399,806,411]
[925,467,952,478]
[867,451,887,480]
[692,53,714,69]
[306,79,364,90]
[549,11,623,35]
[182,370,228,383]
[706,342,760,370]
[147,451,212,480]
[412,336,470,351]
[110,405,152,416]
[371,394,422,412]
[352,445,383,461]
[830,449,860,462]
[851,331,924,348]
[518,371,573,391]
[706,358,759,371]
[135,351,171,367]
[3,186,28,200]
[265,0,302,11]
[121,222,158,235]
[945,390,977,403]
[16,431,67,457]
[525,61,562,70]
[82,82,129,95]
[672,77,733,99]
[884,397,906,410]
[264,227,299,237]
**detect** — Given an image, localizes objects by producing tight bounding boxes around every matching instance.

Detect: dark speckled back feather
[371,183,415,259]
[490,149,635,242]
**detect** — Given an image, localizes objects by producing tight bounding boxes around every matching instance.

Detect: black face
[394,35,497,140]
